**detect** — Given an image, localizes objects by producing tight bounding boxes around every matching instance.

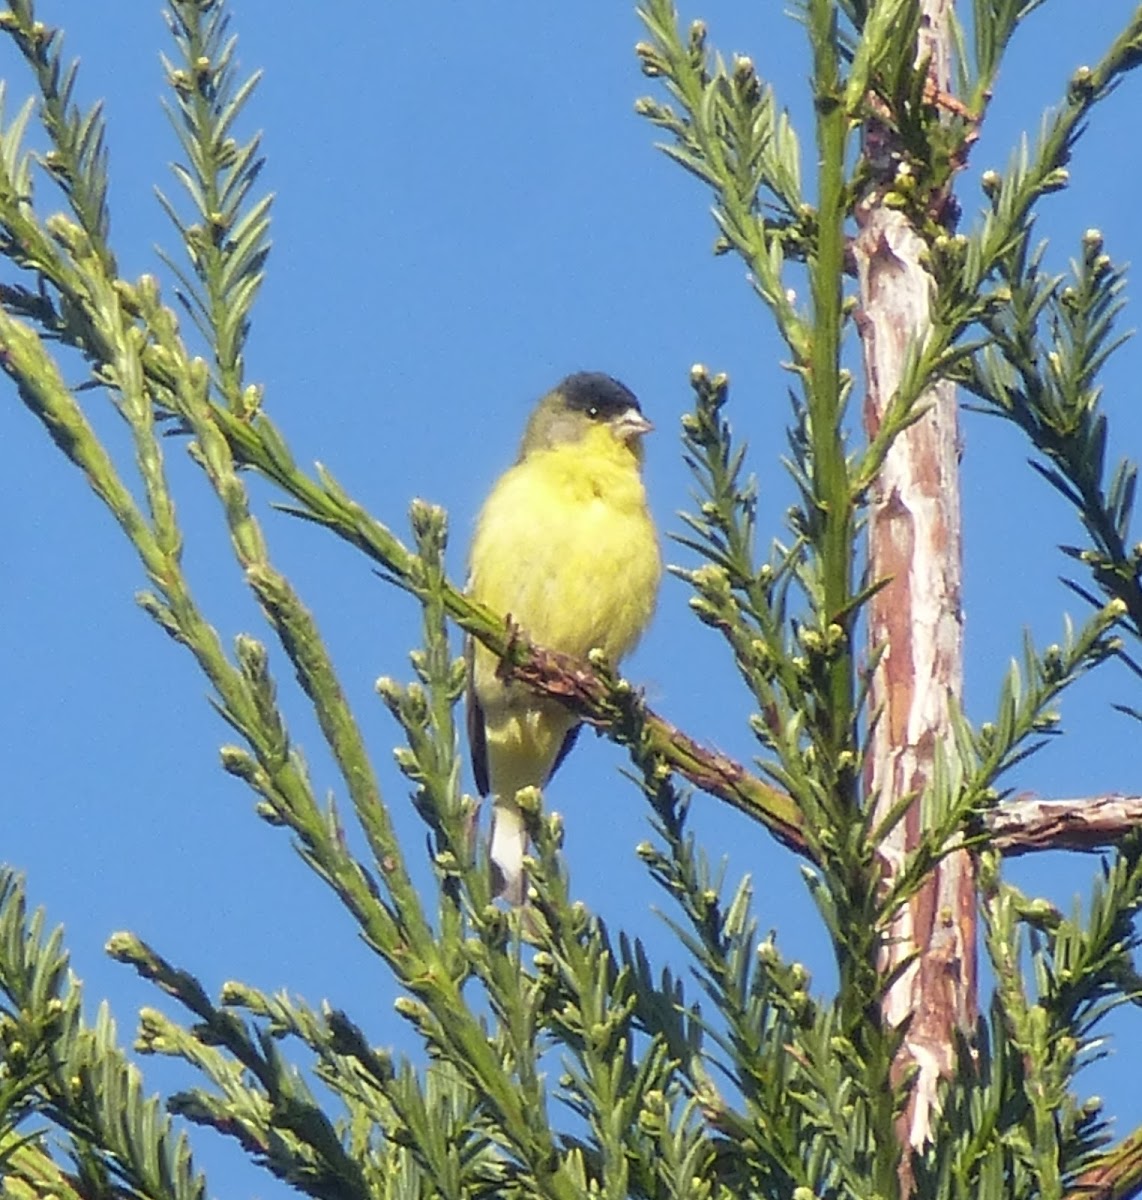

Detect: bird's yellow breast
[468,424,661,670]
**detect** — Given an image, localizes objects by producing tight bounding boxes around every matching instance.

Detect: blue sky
[2,1,1142,1194]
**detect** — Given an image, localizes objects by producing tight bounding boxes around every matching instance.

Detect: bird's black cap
[557,372,641,418]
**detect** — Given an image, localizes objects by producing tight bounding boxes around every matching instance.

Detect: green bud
[691,563,731,593]
[635,42,663,77]
[392,746,419,774]
[238,383,262,419]
[218,980,250,1005]
[105,930,145,960]
[1068,65,1095,101]
[410,497,446,542]
[798,627,823,654]
[393,997,430,1023]
[236,633,269,675]
[219,744,257,779]
[45,212,84,250]
[515,785,542,814]
[254,800,287,826]
[1019,896,1059,922]
[404,682,428,718]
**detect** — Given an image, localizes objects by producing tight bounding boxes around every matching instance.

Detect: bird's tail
[490,799,527,904]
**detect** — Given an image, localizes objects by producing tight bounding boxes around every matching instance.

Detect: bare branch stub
[990,794,1142,855]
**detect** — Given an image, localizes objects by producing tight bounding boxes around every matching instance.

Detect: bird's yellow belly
[502,499,657,658]
[468,434,661,797]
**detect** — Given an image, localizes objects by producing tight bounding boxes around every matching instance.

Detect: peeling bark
[855,0,975,1167]
[857,205,976,1153]
[991,793,1142,854]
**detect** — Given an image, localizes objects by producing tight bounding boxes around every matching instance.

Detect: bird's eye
[586,405,600,419]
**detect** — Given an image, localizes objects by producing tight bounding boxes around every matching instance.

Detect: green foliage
[156,0,269,400]
[915,833,1142,1200]
[0,869,205,1199]
[0,1,1141,1199]
[966,227,1142,666]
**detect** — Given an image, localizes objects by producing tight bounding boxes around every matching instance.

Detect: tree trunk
[854,0,976,1171]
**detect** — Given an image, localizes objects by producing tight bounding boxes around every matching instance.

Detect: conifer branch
[0,870,207,1200]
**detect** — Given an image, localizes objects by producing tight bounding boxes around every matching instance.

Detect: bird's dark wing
[546,723,582,782]
[465,636,490,796]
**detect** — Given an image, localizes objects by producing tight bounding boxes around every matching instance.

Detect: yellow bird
[467,372,662,903]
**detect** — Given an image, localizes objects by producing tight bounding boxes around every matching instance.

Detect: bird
[466,372,662,904]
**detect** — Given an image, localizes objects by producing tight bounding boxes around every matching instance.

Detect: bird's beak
[612,407,654,442]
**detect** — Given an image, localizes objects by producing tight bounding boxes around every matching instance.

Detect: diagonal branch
[494,631,1142,862]
[492,632,808,854]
